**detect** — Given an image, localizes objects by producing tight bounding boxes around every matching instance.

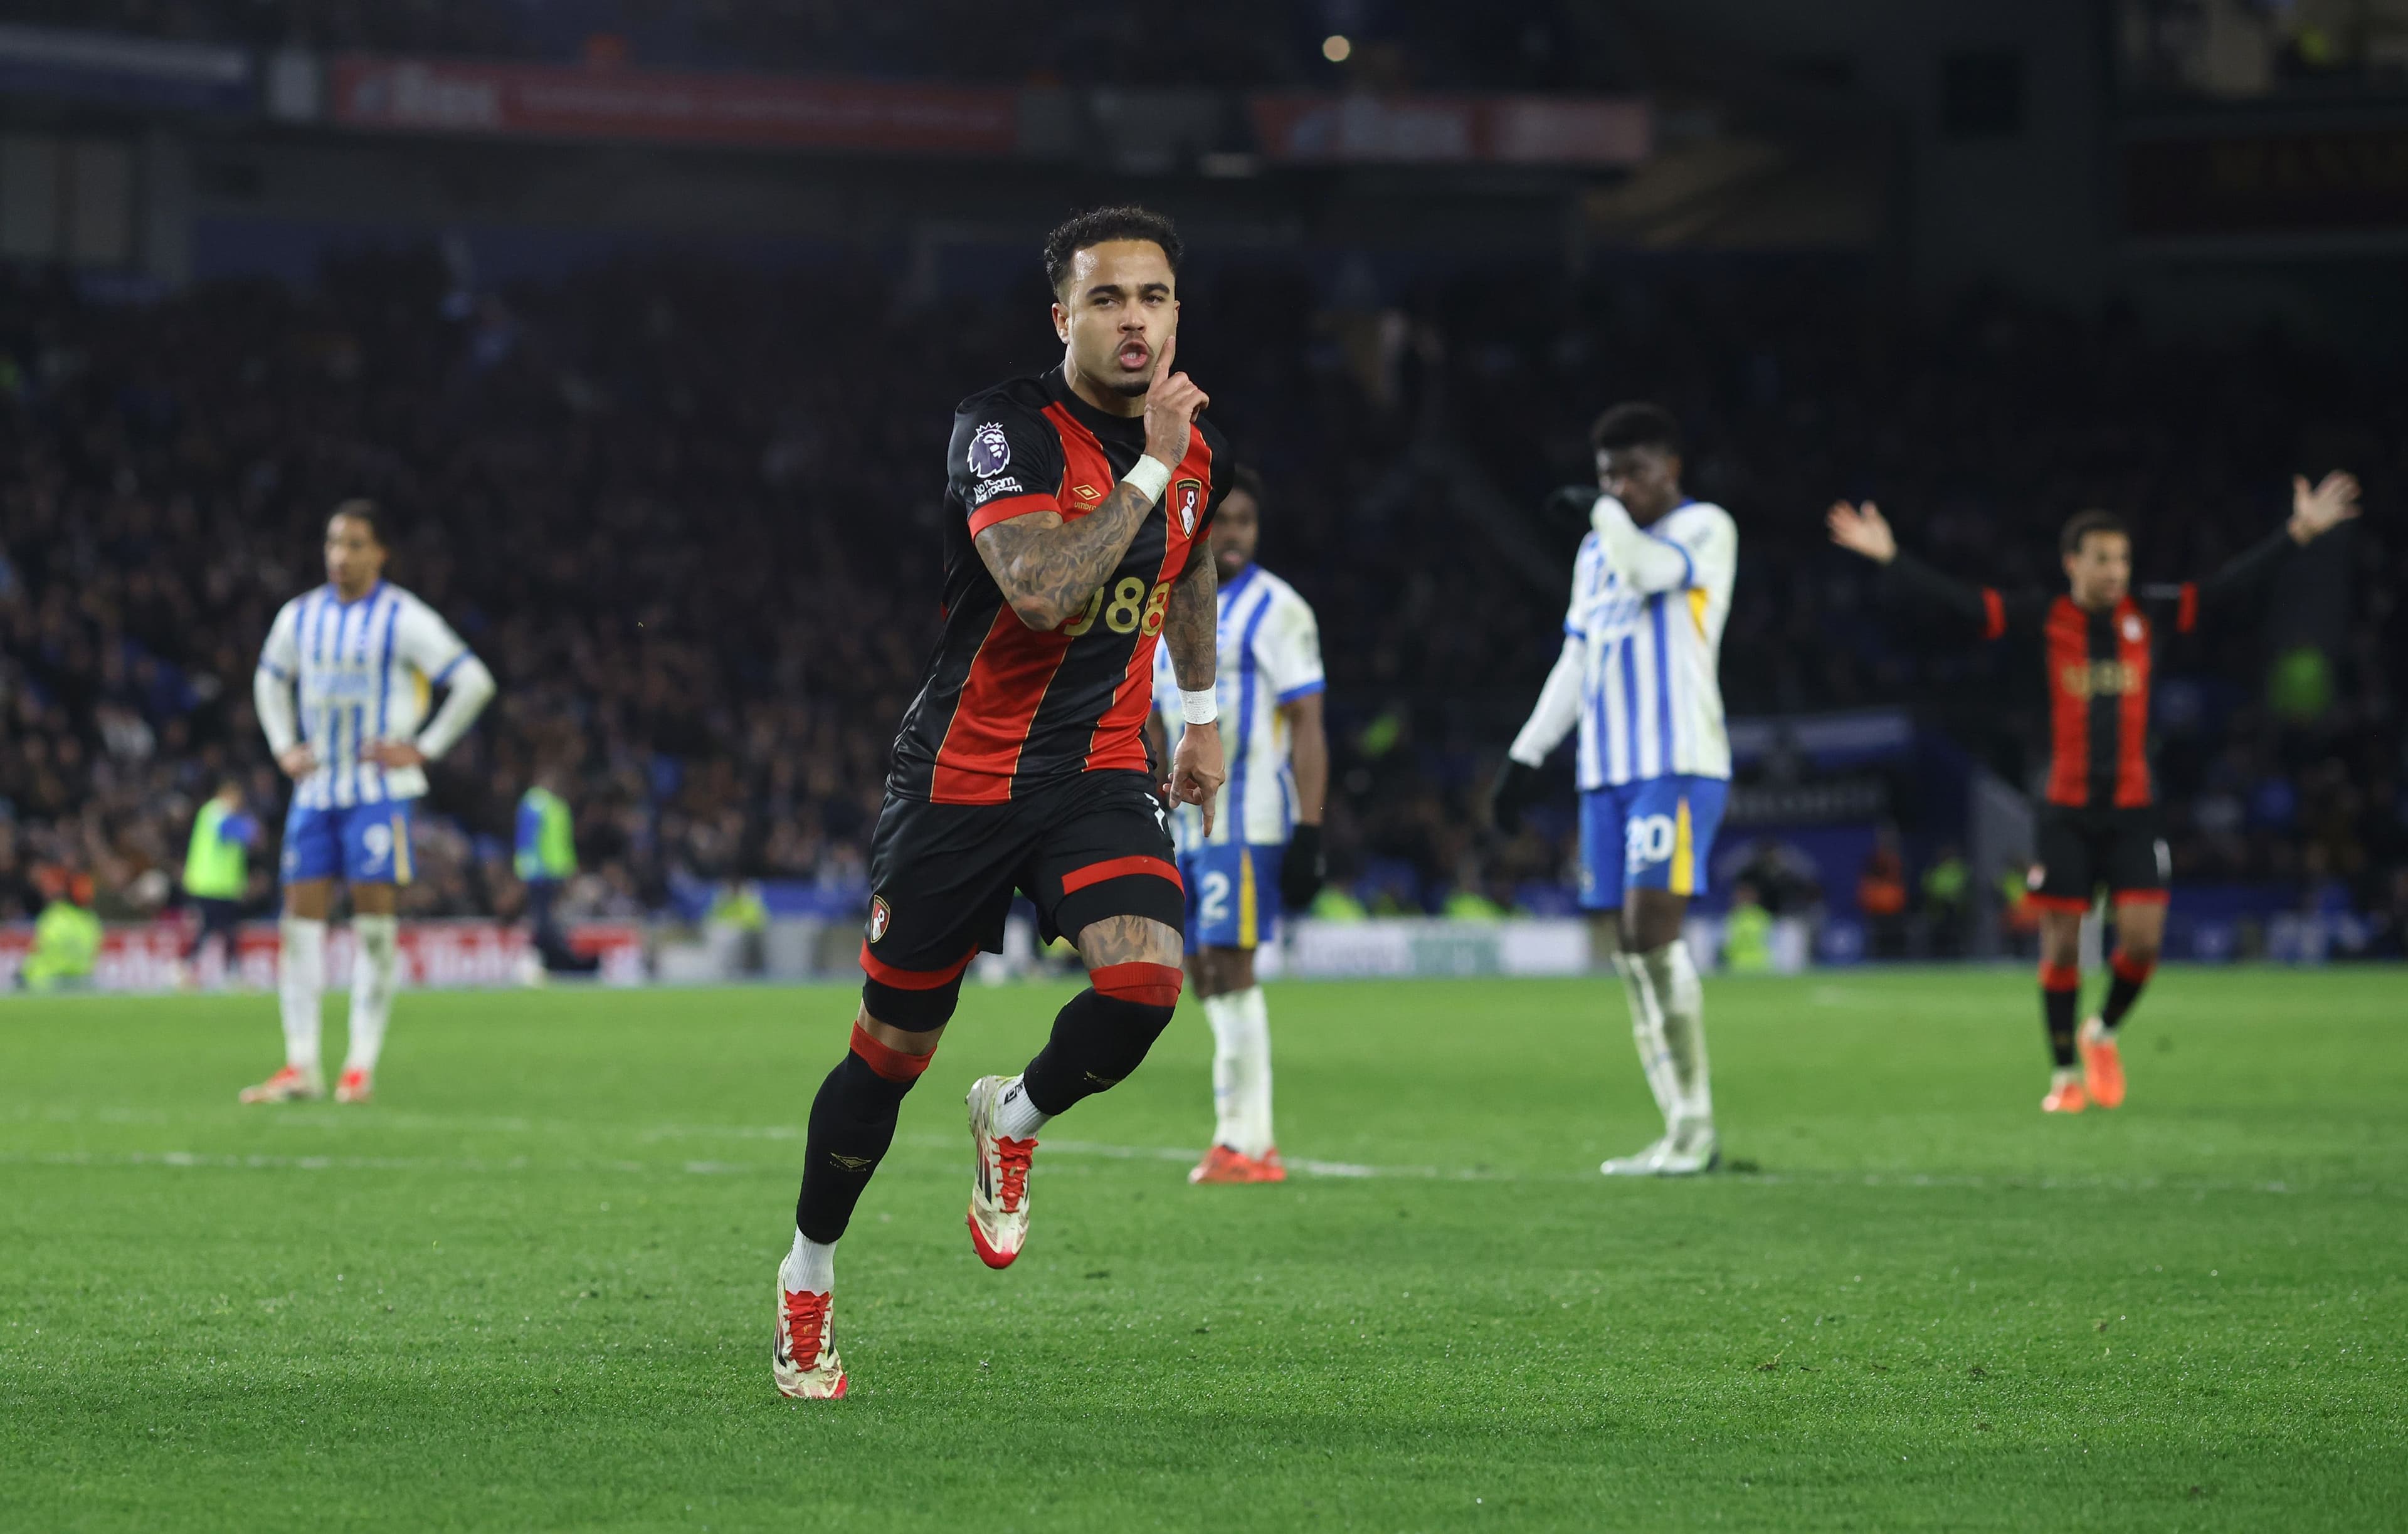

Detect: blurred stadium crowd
[0,246,2401,940]
[0,0,1598,91]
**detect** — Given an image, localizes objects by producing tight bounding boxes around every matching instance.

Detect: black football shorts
[2027,804,2170,913]
[857,770,1184,1024]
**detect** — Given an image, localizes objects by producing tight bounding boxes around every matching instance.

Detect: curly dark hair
[1587,401,1684,458]
[1042,206,1184,296]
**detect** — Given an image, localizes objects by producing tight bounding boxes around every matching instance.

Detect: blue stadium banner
[0,23,252,112]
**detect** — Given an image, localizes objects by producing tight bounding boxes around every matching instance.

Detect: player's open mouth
[1118,344,1149,370]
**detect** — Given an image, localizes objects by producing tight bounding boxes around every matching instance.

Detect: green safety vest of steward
[516,787,578,882]
[1723,902,1775,974]
[24,899,102,989]
[182,800,249,900]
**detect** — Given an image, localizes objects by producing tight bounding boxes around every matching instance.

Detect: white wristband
[1123,455,1173,507]
[1180,688,1218,725]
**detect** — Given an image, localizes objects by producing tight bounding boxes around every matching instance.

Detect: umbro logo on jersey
[1071,484,1102,503]
[866,895,891,943]
[1172,478,1203,536]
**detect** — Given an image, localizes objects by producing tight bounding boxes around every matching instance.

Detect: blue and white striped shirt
[1153,564,1324,849]
[1566,499,1737,789]
[256,582,475,810]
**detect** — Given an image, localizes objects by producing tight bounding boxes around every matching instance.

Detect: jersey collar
[1044,364,1147,440]
[1219,562,1259,603]
[324,579,386,608]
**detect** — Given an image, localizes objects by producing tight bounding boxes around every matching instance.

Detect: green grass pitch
[4,968,2404,1531]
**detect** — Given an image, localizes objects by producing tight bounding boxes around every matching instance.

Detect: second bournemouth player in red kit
[773,207,1232,1399]
[1827,473,2359,1115]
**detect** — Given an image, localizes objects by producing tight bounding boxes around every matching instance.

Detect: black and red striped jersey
[887,367,1229,806]
[1887,530,2293,809]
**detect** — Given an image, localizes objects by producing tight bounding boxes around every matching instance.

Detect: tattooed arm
[974,488,1154,630]
[1162,554,1217,689]
[973,337,1211,631]
[1161,554,1227,836]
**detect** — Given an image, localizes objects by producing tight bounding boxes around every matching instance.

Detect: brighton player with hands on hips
[773,207,1231,1400]
[1826,471,2360,1113]
[1147,466,1328,1185]
[1492,404,1737,1177]
[241,500,496,1105]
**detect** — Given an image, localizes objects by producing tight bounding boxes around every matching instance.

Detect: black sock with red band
[2100,948,2155,1032]
[1019,962,1182,1117]
[795,1023,934,1244]
[2039,960,2081,1068]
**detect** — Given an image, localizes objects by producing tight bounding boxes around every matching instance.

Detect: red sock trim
[2025,893,2092,913]
[1090,960,1183,1008]
[850,1022,934,1083]
[2110,949,2155,985]
[2038,960,2082,992]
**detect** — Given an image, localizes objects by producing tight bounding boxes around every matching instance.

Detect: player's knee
[2112,944,2158,977]
[829,1021,936,1103]
[860,974,964,1032]
[1092,960,1183,1009]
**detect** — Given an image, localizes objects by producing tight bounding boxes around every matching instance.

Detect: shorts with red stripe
[2027,803,2170,913]
[858,769,1184,1029]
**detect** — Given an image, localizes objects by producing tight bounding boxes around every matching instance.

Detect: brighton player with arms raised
[1492,404,1738,1177]
[1827,472,2360,1112]
[1149,467,1328,1185]
[773,207,1230,1399]
[241,502,496,1105]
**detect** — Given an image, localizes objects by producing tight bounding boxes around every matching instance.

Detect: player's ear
[1050,300,1069,343]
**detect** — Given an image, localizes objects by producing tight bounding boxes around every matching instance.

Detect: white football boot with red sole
[964,1075,1036,1269]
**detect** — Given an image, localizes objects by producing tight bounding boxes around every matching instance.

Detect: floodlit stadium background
[1,0,2402,985]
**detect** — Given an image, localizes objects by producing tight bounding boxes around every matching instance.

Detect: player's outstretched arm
[2288,470,2361,545]
[1825,500,1898,565]
[1161,554,1225,837]
[2173,471,2362,623]
[975,337,1209,631]
[1829,498,2012,637]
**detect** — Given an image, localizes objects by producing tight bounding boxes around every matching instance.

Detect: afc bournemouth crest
[866,895,892,944]
[2122,614,2145,643]
[1172,477,1203,537]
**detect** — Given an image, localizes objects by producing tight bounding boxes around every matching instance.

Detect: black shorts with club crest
[858,769,1185,1029]
[2027,804,2171,914]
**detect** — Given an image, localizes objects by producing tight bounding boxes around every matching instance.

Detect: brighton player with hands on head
[773,207,1232,1400]
[242,500,496,1105]
[1148,466,1328,1185]
[1492,404,1738,1177]
[1827,470,2360,1113]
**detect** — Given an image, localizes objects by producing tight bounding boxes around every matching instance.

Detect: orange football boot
[2078,1018,2125,1109]
[2041,1075,2089,1115]
[1188,1145,1288,1184]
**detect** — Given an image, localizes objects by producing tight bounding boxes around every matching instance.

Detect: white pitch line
[0,1143,2367,1199]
